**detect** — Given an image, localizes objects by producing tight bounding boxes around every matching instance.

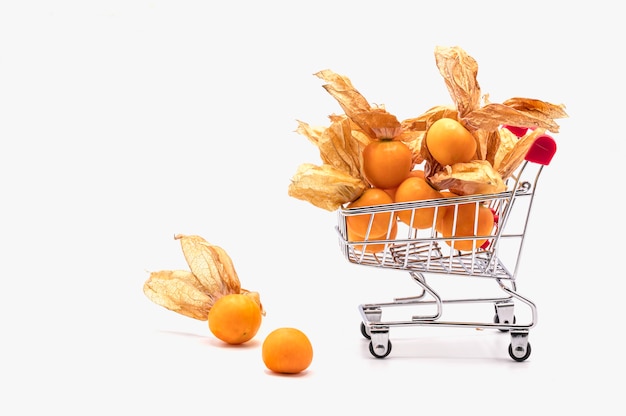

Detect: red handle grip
[524,134,557,165]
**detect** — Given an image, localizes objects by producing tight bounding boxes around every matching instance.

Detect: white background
[1,1,622,414]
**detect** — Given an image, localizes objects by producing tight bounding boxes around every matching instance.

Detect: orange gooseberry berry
[362,139,413,189]
[262,327,313,374]
[426,118,477,166]
[346,188,395,237]
[347,218,398,254]
[394,176,443,229]
[208,293,262,345]
[439,203,495,251]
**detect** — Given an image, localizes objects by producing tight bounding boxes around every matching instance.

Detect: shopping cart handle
[525,134,557,165]
[504,125,529,137]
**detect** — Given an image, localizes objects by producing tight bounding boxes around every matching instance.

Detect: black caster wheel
[494,314,516,332]
[360,322,371,339]
[508,342,531,362]
[369,340,392,359]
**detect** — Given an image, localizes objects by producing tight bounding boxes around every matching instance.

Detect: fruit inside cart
[288,47,567,362]
[336,136,556,361]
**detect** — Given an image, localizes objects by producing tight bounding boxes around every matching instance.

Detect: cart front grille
[342,239,513,279]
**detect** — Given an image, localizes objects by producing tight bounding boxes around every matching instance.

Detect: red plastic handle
[525,134,557,165]
[504,125,529,137]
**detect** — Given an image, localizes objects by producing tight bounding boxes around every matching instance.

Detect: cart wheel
[360,322,371,339]
[369,340,392,359]
[508,342,531,362]
[494,314,516,332]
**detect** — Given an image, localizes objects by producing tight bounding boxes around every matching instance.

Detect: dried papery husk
[429,160,506,195]
[401,134,426,167]
[491,127,518,171]
[178,235,264,309]
[143,274,265,320]
[144,235,264,319]
[502,97,568,132]
[328,114,371,147]
[462,102,563,133]
[433,46,568,134]
[350,109,402,141]
[175,234,241,296]
[403,104,460,130]
[289,46,568,212]
[497,128,548,179]
[315,69,371,116]
[475,128,501,164]
[371,126,404,141]
[143,270,214,320]
[288,163,368,211]
[395,128,423,144]
[315,69,405,141]
[434,46,481,118]
[434,45,567,135]
[296,118,364,180]
[208,244,242,294]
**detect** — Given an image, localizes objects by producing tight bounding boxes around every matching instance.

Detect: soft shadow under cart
[336,135,556,361]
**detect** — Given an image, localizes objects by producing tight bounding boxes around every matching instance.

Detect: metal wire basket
[336,135,557,361]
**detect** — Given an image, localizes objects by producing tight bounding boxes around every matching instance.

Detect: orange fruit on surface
[394,176,443,229]
[262,327,313,374]
[426,118,477,166]
[208,293,262,345]
[439,203,495,251]
[346,188,395,237]
[362,139,413,189]
[348,218,398,253]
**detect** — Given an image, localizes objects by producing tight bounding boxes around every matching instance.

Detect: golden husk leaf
[351,109,402,140]
[432,46,567,137]
[462,102,564,133]
[291,46,568,209]
[474,128,500,162]
[288,163,368,211]
[315,69,371,116]
[207,244,242,295]
[328,114,377,147]
[429,160,507,195]
[315,69,402,141]
[497,128,548,179]
[296,117,364,180]
[143,235,264,320]
[489,128,514,169]
[143,270,214,320]
[434,45,481,118]
[502,97,569,126]
[175,234,241,296]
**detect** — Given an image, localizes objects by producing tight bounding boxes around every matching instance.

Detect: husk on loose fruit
[143,234,264,320]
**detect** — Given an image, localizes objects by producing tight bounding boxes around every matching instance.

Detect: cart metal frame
[336,135,556,361]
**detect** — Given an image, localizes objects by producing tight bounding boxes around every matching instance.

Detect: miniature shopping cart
[336,135,557,361]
